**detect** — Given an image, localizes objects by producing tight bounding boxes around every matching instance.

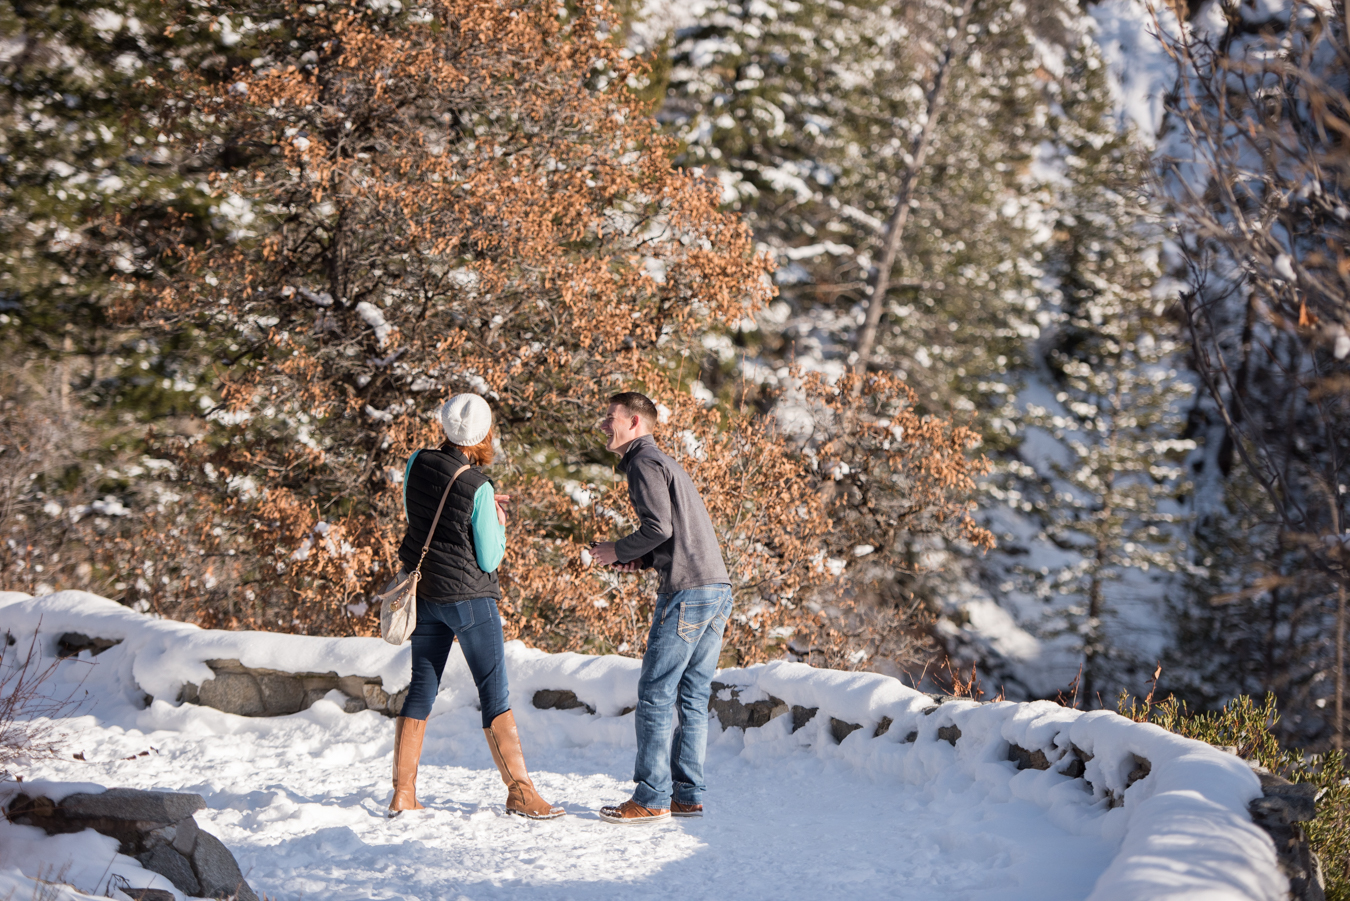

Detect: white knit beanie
[439,394,493,447]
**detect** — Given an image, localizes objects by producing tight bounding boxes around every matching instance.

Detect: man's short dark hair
[610,392,659,429]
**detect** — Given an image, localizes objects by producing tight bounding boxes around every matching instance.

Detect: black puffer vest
[397,446,501,604]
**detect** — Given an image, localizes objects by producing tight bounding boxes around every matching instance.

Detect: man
[592,391,734,825]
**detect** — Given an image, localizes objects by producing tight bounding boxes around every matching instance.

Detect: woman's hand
[495,493,511,526]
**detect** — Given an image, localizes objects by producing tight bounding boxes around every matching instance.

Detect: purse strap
[412,463,471,576]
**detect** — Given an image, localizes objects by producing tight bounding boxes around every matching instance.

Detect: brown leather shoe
[599,799,671,824]
[483,710,565,820]
[670,800,703,818]
[389,716,427,814]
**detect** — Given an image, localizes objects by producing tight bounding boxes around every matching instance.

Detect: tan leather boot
[389,716,427,814]
[483,710,564,819]
[599,799,671,824]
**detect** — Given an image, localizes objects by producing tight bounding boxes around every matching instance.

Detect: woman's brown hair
[444,426,494,467]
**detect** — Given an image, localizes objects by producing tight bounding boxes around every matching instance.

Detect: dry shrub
[0,629,79,778]
[101,0,992,668]
[0,365,126,600]
[500,365,991,669]
[115,0,771,633]
[0,370,69,593]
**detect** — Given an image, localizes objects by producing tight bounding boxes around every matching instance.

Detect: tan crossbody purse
[378,463,471,645]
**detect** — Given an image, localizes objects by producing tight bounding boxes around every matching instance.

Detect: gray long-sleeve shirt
[613,435,730,593]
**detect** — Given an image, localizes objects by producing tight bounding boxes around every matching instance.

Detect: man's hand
[591,541,642,571]
[495,493,511,527]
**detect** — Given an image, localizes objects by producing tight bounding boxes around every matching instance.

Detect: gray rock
[706,682,787,730]
[52,788,205,825]
[57,633,121,657]
[192,829,259,901]
[196,672,265,717]
[829,718,863,744]
[387,687,409,716]
[167,812,200,855]
[904,730,919,743]
[790,706,818,733]
[338,675,373,701]
[1127,754,1152,788]
[873,717,893,738]
[532,689,596,715]
[1008,744,1051,771]
[298,674,338,694]
[138,842,201,896]
[1249,773,1325,901]
[185,660,377,718]
[121,889,177,901]
[937,725,961,746]
[1060,745,1091,779]
[256,673,306,717]
[362,681,393,714]
[1256,773,1318,823]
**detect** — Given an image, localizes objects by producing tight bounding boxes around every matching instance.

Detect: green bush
[1119,692,1350,899]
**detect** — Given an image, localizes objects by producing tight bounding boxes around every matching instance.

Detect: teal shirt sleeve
[402,450,421,518]
[471,481,506,573]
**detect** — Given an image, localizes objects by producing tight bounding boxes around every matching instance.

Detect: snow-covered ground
[1,592,1288,900]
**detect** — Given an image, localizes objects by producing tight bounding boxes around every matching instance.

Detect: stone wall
[703,680,1323,901]
[178,657,407,718]
[43,626,1325,901]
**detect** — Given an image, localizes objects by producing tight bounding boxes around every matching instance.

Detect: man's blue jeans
[631,584,734,809]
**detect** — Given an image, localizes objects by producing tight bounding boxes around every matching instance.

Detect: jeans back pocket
[445,598,477,631]
[677,587,727,642]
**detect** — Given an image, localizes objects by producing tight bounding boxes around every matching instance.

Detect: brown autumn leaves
[120,0,991,669]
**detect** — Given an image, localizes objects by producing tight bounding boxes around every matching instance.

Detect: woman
[389,393,563,819]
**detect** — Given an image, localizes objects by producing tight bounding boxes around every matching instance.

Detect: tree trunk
[1083,525,1110,709]
[1083,429,1118,709]
[1337,581,1345,749]
[59,330,73,418]
[852,0,977,387]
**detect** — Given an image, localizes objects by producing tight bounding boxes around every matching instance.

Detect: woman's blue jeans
[400,596,510,728]
[631,584,734,809]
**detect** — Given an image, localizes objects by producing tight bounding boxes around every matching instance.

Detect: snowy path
[1,593,1288,901]
[24,695,1115,901]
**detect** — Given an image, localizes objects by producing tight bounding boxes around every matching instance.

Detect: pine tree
[0,0,263,597]
[660,0,1055,417]
[1017,175,1193,703]
[654,0,1201,692]
[960,24,1199,703]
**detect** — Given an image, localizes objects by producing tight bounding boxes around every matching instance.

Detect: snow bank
[0,590,410,702]
[0,591,1288,900]
[709,664,1284,900]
